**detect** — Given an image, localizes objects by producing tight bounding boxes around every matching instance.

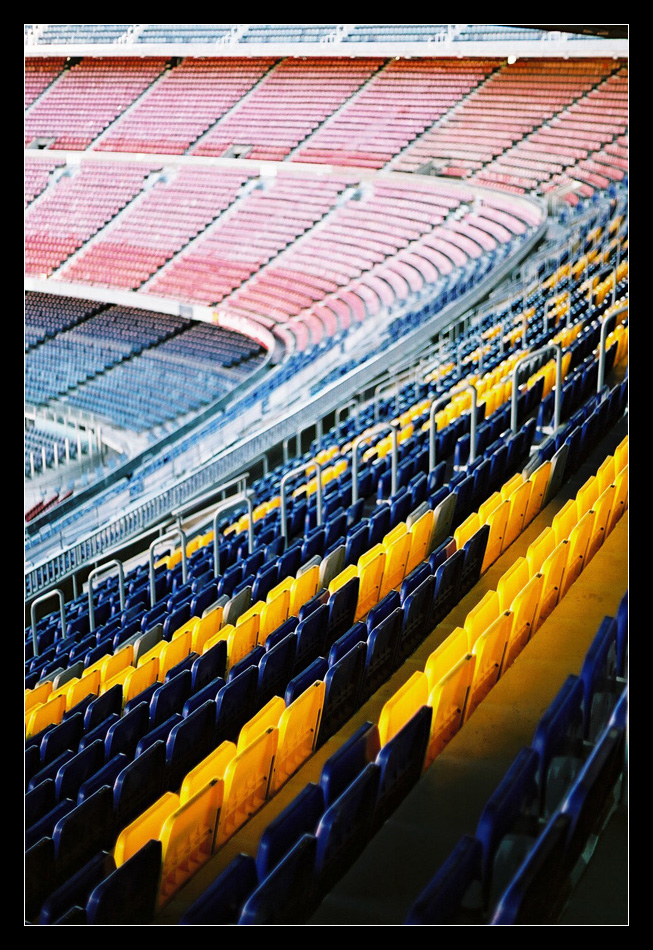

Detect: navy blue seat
[400,562,432,605]
[365,589,401,635]
[373,704,432,831]
[265,616,298,651]
[134,712,183,759]
[166,699,217,791]
[190,582,219,620]
[149,670,193,727]
[255,782,325,880]
[294,604,329,674]
[104,701,150,761]
[430,550,465,627]
[239,834,317,925]
[179,852,258,925]
[38,849,114,925]
[25,796,76,852]
[256,633,296,707]
[215,667,258,743]
[319,639,367,745]
[328,622,367,667]
[363,609,402,699]
[217,563,244,600]
[489,812,572,924]
[182,675,225,718]
[284,656,328,705]
[428,536,456,574]
[191,639,227,691]
[86,839,162,925]
[227,645,265,682]
[53,786,115,883]
[531,674,585,816]
[368,506,391,548]
[55,739,105,803]
[297,588,329,622]
[123,682,160,716]
[114,739,167,831]
[319,721,380,808]
[405,835,484,924]
[276,543,302,582]
[326,577,359,651]
[25,777,57,829]
[344,521,369,567]
[251,563,278,604]
[25,835,56,921]
[314,762,380,899]
[580,616,619,741]
[459,524,490,598]
[27,746,76,795]
[427,461,447,495]
[397,574,435,660]
[39,711,84,767]
[301,526,326,564]
[475,747,540,907]
[77,751,129,803]
[615,591,628,678]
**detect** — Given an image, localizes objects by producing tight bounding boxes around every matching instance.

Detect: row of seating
[406,595,627,924]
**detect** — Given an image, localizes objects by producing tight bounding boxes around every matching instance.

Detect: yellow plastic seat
[328,564,359,596]
[585,485,617,563]
[202,624,233,657]
[537,540,569,626]
[216,727,279,847]
[523,461,552,526]
[425,654,476,768]
[405,509,435,576]
[159,780,223,906]
[259,589,290,645]
[526,527,556,578]
[497,557,530,612]
[552,499,579,546]
[26,692,66,739]
[267,576,294,605]
[158,631,192,682]
[101,644,134,683]
[504,573,544,670]
[124,656,159,705]
[502,479,532,551]
[236,601,265,629]
[180,741,237,805]
[465,611,512,720]
[25,680,53,714]
[606,465,628,535]
[237,696,285,753]
[136,638,166,671]
[379,526,411,601]
[464,590,500,649]
[454,512,481,551]
[270,680,326,794]
[191,605,224,654]
[65,669,101,711]
[596,455,616,495]
[114,792,179,867]
[378,671,429,747]
[576,476,600,519]
[289,565,320,617]
[478,491,502,524]
[355,545,386,621]
[560,511,595,598]
[227,615,259,671]
[100,665,132,699]
[501,472,523,501]
[482,499,510,571]
[424,627,470,695]
[614,435,628,474]
[172,617,200,643]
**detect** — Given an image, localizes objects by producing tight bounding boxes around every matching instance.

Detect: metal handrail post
[149,527,189,607]
[510,343,562,435]
[211,492,254,579]
[87,559,125,633]
[280,461,323,539]
[30,589,66,657]
[351,422,399,505]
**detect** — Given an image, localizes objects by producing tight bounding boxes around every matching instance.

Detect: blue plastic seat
[531,674,585,816]
[114,739,167,830]
[239,833,318,925]
[326,576,360,650]
[294,604,329,674]
[149,670,193,728]
[405,835,484,924]
[256,633,297,707]
[580,616,619,740]
[52,785,115,883]
[373,705,432,831]
[104,701,150,761]
[166,699,217,791]
[54,738,105,803]
[77,751,129,803]
[215,667,258,743]
[38,849,114,925]
[318,642,366,746]
[284,656,328,705]
[191,639,227,691]
[363,608,403,699]
[319,721,380,808]
[179,852,258,925]
[86,839,162,925]
[397,574,435,660]
[255,783,325,880]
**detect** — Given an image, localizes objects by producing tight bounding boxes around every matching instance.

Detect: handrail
[280,461,323,540]
[598,302,628,394]
[428,382,478,472]
[148,527,188,608]
[351,422,398,505]
[30,589,65,658]
[544,290,571,333]
[87,559,125,633]
[510,343,562,434]
[211,492,254,578]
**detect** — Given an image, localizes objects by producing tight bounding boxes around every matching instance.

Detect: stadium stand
[24,24,628,926]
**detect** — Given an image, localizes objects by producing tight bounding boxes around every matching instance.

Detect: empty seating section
[145,172,350,305]
[24,57,169,150]
[95,58,277,155]
[476,66,628,199]
[25,293,105,349]
[24,161,154,276]
[24,211,628,918]
[24,156,65,206]
[190,58,384,162]
[59,166,254,289]
[25,423,79,477]
[394,58,618,186]
[35,25,134,45]
[240,25,339,44]
[292,59,497,169]
[24,57,66,108]
[136,25,238,44]
[343,25,449,43]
